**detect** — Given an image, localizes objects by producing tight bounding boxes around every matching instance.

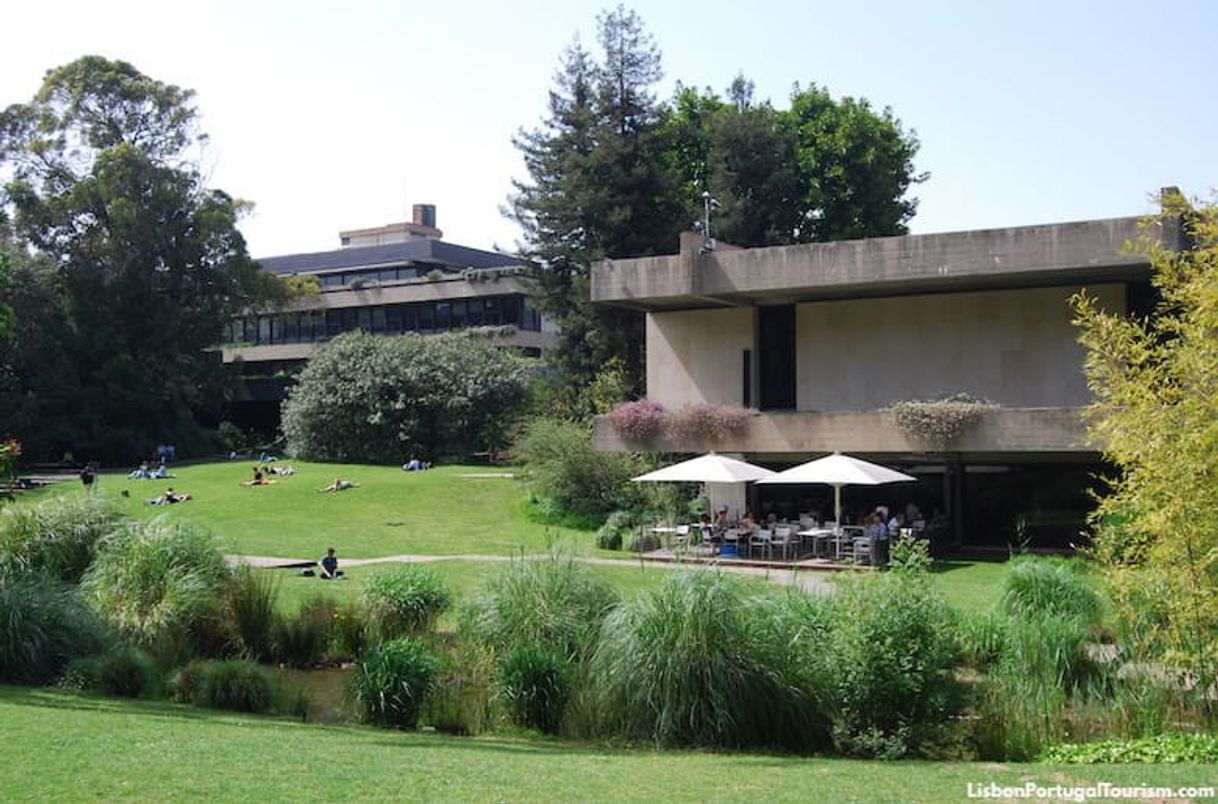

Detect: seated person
[152,464,174,479]
[259,451,277,463]
[242,467,272,486]
[318,478,357,492]
[402,455,423,472]
[318,547,344,579]
[128,461,152,480]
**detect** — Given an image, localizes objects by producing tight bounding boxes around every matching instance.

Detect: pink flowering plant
[608,399,666,442]
[664,403,751,443]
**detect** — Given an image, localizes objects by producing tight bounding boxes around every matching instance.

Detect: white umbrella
[632,453,775,484]
[634,453,774,520]
[756,452,916,525]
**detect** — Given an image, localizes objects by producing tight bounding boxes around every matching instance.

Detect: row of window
[317,265,433,289]
[229,295,541,346]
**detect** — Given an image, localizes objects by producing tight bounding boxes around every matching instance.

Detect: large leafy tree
[282,331,534,463]
[507,6,683,410]
[0,56,276,460]
[1072,194,1218,699]
[661,78,925,248]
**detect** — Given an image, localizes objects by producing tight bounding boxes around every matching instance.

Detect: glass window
[467,299,483,326]
[484,298,502,326]
[341,308,357,333]
[401,304,417,333]
[451,300,466,329]
[371,307,386,333]
[379,269,397,283]
[435,302,451,330]
[258,316,271,345]
[501,297,521,327]
[284,314,299,343]
[418,304,434,332]
[357,308,371,332]
[322,274,342,289]
[385,304,402,334]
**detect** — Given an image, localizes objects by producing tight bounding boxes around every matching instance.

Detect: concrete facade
[646,308,754,408]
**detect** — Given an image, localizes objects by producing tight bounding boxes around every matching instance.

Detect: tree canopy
[0,56,277,461]
[1072,194,1218,691]
[281,330,534,464]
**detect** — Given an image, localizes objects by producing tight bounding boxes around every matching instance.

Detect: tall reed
[0,494,123,582]
[0,574,111,685]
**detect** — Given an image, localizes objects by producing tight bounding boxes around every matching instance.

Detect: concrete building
[224,206,557,430]
[590,212,1183,548]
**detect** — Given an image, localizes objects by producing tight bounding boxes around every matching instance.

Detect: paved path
[232,552,836,594]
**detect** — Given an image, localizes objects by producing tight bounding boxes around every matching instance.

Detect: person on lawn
[319,547,344,579]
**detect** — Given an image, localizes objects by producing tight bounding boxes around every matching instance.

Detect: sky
[2,0,1216,259]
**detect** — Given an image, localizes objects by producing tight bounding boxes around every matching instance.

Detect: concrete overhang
[593,407,1096,457]
[223,328,558,364]
[592,217,1174,311]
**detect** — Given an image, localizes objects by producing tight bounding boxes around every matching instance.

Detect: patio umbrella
[633,453,774,518]
[755,452,915,526]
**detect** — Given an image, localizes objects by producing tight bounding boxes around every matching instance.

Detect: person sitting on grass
[402,455,423,472]
[242,467,273,486]
[318,478,357,492]
[127,461,152,480]
[152,464,174,479]
[268,465,296,476]
[318,547,344,579]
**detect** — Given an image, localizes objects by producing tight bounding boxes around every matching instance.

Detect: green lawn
[33,460,1013,609]
[1,687,1208,802]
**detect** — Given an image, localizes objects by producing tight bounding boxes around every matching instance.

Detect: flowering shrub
[664,403,751,443]
[608,399,666,442]
[886,393,995,446]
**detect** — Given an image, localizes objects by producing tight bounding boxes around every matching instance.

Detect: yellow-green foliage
[1072,194,1218,683]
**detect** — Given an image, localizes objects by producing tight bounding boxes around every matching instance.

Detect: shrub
[588,571,829,752]
[282,330,533,462]
[952,609,1009,670]
[825,572,959,758]
[227,565,280,661]
[81,519,230,654]
[607,399,665,442]
[0,494,123,582]
[352,637,439,729]
[511,418,646,520]
[595,523,623,551]
[362,565,452,640]
[1041,733,1218,764]
[662,403,750,443]
[426,640,495,736]
[273,597,335,668]
[462,552,619,663]
[332,601,368,660]
[95,645,157,698]
[0,575,110,685]
[1001,556,1103,625]
[196,660,278,713]
[168,660,208,704]
[499,644,572,734]
[59,656,101,691]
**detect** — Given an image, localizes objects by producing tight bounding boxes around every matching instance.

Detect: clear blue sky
[2,0,1215,257]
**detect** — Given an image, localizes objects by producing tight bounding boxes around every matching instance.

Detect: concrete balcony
[592,217,1174,311]
[593,407,1095,459]
[222,327,558,364]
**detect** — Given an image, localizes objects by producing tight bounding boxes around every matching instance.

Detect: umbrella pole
[834,485,842,527]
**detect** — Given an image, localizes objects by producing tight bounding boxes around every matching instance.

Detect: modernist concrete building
[224,205,556,429]
[591,212,1182,548]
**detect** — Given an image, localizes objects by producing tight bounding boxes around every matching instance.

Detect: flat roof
[257,239,520,276]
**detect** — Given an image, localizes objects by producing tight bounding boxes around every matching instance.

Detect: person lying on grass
[268,465,296,476]
[146,487,191,505]
[318,478,357,492]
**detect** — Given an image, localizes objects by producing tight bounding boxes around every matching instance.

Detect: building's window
[341,308,357,333]
[326,310,342,338]
[378,269,396,283]
[340,236,350,246]
[385,304,402,334]
[467,299,483,326]
[435,302,451,330]
[322,274,343,289]
[284,314,299,343]
[522,347,542,358]
[758,306,796,410]
[484,298,502,326]
[418,304,434,332]
[258,316,271,345]
[371,307,386,333]
[401,304,417,333]
[451,300,467,329]
[357,308,371,332]
[523,298,541,331]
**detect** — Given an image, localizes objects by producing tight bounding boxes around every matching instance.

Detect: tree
[660,80,925,248]
[1071,194,1218,700]
[0,56,275,460]
[281,331,534,463]
[507,7,683,409]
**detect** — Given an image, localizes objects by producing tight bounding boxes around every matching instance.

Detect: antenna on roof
[701,191,720,253]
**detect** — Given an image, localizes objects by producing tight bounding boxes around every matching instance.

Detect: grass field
[1,686,1209,802]
[30,460,1014,609]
